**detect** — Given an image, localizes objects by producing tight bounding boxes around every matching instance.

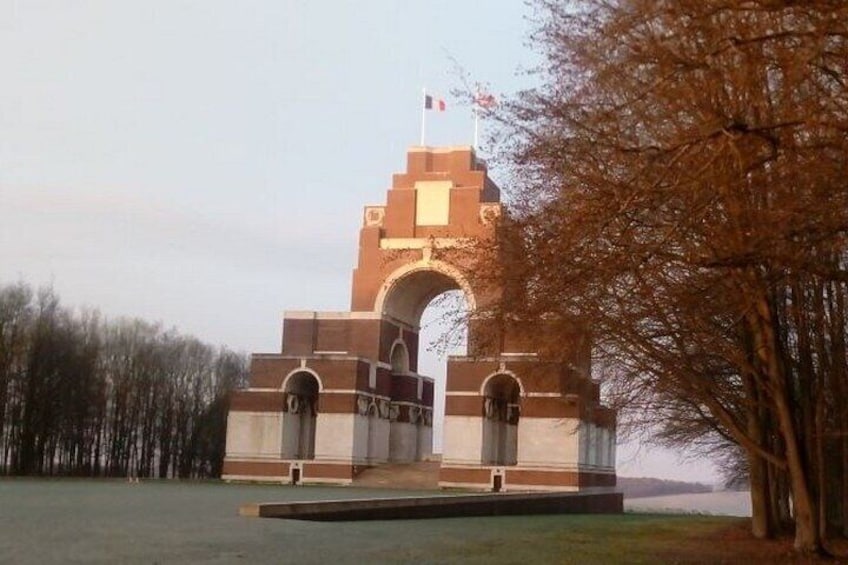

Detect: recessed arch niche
[481,372,521,466]
[281,371,319,460]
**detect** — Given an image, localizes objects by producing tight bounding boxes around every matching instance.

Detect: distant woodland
[0,282,248,478]
[617,477,713,500]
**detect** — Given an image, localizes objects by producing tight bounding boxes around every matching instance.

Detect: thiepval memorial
[223,146,617,491]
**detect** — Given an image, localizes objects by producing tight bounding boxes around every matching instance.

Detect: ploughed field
[0,479,826,564]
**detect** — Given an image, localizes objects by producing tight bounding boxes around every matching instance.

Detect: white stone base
[225,412,283,459]
[516,417,580,468]
[389,422,419,462]
[442,415,483,465]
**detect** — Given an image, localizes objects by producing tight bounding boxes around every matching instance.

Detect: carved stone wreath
[356,395,370,416]
[378,399,391,419]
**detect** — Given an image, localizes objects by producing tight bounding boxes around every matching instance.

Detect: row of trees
[481,0,848,555]
[0,282,248,478]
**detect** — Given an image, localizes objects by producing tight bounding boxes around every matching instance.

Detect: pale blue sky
[0,1,717,483]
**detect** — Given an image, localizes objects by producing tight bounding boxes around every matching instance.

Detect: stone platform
[240,490,623,521]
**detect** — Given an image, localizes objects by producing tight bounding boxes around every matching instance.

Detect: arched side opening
[481,373,521,466]
[387,338,415,462]
[390,340,409,374]
[282,371,319,460]
[366,402,381,463]
[387,338,419,462]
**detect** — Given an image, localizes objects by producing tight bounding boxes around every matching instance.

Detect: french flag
[424,94,446,111]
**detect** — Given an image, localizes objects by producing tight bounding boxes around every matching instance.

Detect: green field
[0,479,756,564]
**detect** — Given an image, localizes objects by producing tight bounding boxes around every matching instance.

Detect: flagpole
[473,105,479,151]
[420,88,426,146]
[472,90,496,152]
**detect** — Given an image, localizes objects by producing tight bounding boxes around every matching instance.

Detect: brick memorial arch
[223,146,617,491]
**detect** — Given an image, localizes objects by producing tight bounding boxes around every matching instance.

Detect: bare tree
[482,0,848,554]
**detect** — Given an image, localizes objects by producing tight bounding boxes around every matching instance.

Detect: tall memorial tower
[223,146,617,491]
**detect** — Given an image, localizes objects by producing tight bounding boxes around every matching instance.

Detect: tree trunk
[749,450,773,538]
[751,293,823,553]
[773,377,822,552]
[745,381,774,538]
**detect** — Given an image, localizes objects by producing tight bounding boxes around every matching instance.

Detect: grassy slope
[0,479,843,564]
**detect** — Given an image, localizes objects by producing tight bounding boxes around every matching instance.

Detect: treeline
[617,477,713,500]
[0,282,248,478]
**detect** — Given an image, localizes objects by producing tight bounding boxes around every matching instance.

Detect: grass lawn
[0,479,841,564]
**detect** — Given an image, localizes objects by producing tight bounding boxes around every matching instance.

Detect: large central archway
[375,262,474,463]
[375,260,476,328]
